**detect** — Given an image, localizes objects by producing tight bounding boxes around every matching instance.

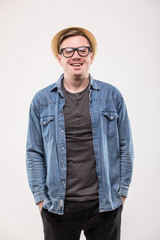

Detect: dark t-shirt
[62,81,99,201]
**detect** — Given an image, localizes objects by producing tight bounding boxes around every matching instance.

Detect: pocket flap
[102,111,118,121]
[40,115,55,126]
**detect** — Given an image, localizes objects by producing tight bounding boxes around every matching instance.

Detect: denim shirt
[26,74,134,215]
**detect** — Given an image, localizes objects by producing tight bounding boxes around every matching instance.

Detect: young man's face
[58,36,94,79]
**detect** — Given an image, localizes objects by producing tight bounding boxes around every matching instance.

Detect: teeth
[71,64,82,66]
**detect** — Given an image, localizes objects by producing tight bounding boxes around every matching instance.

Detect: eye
[78,47,88,53]
[64,48,74,54]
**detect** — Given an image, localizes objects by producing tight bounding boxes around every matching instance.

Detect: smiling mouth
[70,63,83,66]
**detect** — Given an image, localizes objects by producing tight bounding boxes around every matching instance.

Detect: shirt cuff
[34,191,46,205]
[119,185,129,197]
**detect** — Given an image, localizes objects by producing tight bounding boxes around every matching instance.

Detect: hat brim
[51,27,97,60]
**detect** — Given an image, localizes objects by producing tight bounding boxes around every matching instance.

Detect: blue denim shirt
[26,74,134,215]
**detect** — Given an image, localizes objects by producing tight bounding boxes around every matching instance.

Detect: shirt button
[61,129,64,132]
[43,121,46,124]
[93,128,96,130]
[60,113,63,116]
[62,164,65,168]
[62,147,64,150]
[91,111,93,114]
[62,181,65,184]
[111,116,113,119]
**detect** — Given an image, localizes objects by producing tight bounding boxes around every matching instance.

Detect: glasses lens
[63,48,74,57]
[78,47,89,56]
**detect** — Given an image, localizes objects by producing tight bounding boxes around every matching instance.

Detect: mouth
[70,63,83,66]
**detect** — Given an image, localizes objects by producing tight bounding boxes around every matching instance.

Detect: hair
[58,28,92,52]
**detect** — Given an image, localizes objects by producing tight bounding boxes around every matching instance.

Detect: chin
[72,71,83,76]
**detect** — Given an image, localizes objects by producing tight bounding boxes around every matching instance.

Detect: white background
[0,0,160,239]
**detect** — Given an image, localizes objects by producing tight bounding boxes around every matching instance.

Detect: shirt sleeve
[26,100,46,204]
[117,96,134,197]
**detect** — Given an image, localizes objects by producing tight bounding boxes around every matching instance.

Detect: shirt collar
[50,74,64,92]
[89,74,99,90]
[50,73,99,92]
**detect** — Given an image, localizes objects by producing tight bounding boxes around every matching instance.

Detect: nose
[72,49,80,59]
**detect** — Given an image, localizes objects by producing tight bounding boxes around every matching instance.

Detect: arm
[26,100,46,205]
[117,97,134,198]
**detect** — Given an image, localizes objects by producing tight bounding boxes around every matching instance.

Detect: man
[26,27,134,240]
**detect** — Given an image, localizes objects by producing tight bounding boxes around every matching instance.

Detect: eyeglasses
[59,46,92,58]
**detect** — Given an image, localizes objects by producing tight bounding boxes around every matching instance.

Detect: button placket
[58,98,66,214]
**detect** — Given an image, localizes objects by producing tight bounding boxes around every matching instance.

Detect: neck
[63,74,90,93]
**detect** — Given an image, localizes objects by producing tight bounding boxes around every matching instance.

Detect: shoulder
[31,82,57,109]
[93,79,123,101]
[36,83,56,96]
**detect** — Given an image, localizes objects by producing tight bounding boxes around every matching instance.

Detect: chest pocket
[102,111,118,137]
[40,115,55,142]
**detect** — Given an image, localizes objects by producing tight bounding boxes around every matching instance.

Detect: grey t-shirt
[62,81,99,201]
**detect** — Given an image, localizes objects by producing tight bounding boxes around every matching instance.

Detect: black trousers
[41,200,122,240]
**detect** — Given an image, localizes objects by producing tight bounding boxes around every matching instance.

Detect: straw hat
[51,26,97,60]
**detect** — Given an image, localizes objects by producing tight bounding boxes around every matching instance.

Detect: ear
[57,54,62,66]
[90,52,94,65]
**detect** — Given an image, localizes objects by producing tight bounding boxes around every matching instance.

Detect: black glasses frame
[59,46,92,58]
